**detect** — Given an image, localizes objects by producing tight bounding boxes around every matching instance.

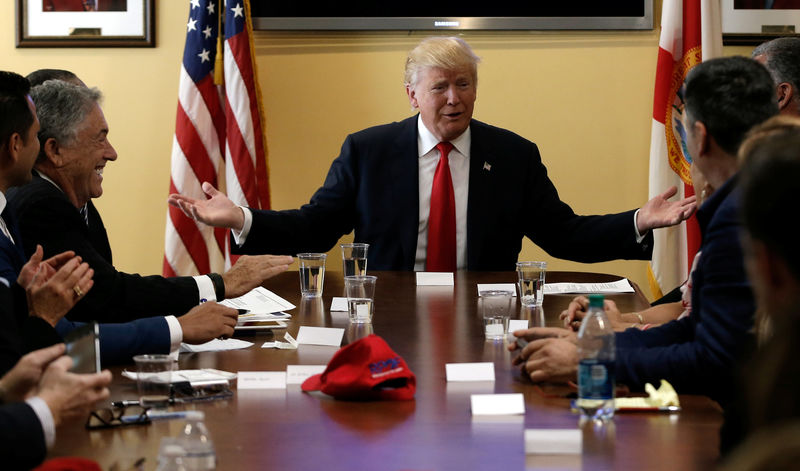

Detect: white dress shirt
[414,117,470,271]
[0,192,15,244]
[25,396,55,449]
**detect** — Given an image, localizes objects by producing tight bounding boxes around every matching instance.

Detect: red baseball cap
[301,334,416,400]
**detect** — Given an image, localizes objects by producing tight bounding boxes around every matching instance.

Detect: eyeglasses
[86,405,151,430]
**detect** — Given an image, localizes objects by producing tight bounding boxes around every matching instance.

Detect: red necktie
[426,142,457,272]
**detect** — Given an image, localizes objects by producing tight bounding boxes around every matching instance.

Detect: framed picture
[16,0,155,48]
[723,0,800,45]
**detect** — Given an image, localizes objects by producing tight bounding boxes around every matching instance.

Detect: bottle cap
[588,294,604,308]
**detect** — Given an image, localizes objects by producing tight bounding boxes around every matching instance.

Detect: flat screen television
[250,2,653,31]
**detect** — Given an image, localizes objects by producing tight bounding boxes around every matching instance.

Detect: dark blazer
[0,401,47,470]
[0,203,171,369]
[614,176,755,405]
[236,116,652,270]
[7,174,199,323]
[0,209,63,374]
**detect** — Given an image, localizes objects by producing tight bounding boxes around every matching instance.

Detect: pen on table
[112,398,182,408]
[118,410,192,423]
[112,399,142,408]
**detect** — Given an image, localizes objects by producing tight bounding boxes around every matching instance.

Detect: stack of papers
[180,338,254,352]
[543,279,634,295]
[123,368,237,386]
[220,287,295,327]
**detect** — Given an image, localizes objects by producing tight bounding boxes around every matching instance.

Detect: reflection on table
[49,271,723,470]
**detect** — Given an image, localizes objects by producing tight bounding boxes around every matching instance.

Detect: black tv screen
[251,1,653,31]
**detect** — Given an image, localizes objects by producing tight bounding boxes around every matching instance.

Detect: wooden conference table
[49,271,723,470]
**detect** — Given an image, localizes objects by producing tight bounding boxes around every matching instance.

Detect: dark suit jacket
[614,176,755,405]
[236,116,652,270]
[0,208,62,374]
[0,202,171,369]
[0,401,47,470]
[7,174,199,323]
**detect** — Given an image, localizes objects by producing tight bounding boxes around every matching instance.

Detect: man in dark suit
[0,343,111,470]
[1,72,111,469]
[169,36,695,272]
[0,70,244,367]
[510,57,778,405]
[8,77,292,324]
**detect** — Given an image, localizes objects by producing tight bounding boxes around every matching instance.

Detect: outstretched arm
[637,186,697,233]
[168,182,245,230]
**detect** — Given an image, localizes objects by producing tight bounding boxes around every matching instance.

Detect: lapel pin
[483,162,491,172]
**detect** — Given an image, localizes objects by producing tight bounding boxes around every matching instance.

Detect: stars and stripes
[164,0,271,277]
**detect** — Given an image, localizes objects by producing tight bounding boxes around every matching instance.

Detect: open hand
[637,186,697,233]
[168,182,245,230]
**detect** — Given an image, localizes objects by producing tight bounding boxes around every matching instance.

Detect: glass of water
[344,275,377,323]
[516,261,547,307]
[133,354,173,409]
[479,290,514,340]
[340,243,369,277]
[298,253,326,297]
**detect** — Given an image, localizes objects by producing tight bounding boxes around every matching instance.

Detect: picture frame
[722,0,800,45]
[16,0,155,48]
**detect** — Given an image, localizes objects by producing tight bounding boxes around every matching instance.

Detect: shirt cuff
[164,315,183,361]
[194,275,217,302]
[231,206,252,247]
[633,209,647,243]
[26,396,55,450]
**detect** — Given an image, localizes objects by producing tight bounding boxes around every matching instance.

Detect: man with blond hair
[170,37,694,271]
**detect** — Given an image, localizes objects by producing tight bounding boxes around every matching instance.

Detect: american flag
[164,0,271,277]
[646,0,720,298]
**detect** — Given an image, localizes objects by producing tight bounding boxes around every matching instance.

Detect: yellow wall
[1,2,755,301]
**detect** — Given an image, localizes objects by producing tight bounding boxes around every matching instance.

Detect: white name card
[416,272,455,286]
[296,326,344,347]
[237,371,287,390]
[330,297,348,312]
[446,362,495,382]
[286,365,327,385]
[477,283,517,296]
[508,319,529,333]
[524,429,582,455]
[470,393,525,416]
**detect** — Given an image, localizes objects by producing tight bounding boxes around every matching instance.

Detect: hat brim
[301,373,324,392]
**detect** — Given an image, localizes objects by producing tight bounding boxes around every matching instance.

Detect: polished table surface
[49,271,723,470]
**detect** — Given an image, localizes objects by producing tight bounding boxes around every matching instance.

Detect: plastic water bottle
[576,294,615,422]
[179,411,216,470]
[156,444,187,471]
